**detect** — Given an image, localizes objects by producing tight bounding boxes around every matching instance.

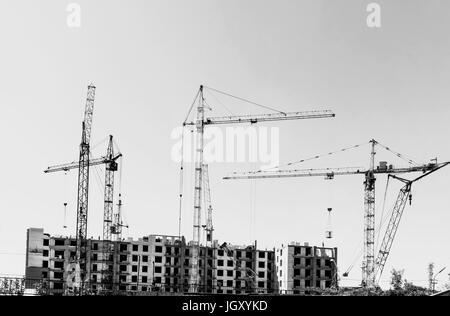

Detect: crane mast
[186,85,335,292]
[102,136,118,291]
[75,85,96,293]
[190,86,205,293]
[363,139,376,287]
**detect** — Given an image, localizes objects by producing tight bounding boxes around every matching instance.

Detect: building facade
[275,242,338,294]
[25,228,337,295]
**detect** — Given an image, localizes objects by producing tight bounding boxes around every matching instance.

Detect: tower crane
[45,136,122,292]
[74,84,95,294]
[183,85,335,292]
[101,136,119,291]
[224,139,449,288]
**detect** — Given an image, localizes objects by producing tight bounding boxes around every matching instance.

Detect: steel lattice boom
[224,164,444,180]
[374,178,411,284]
[45,157,111,173]
[184,110,335,126]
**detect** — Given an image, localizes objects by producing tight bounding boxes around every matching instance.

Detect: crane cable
[247,140,420,175]
[63,171,69,230]
[204,89,235,116]
[375,141,420,166]
[376,176,391,251]
[118,155,127,230]
[63,202,68,230]
[183,88,201,124]
[344,251,363,276]
[113,138,124,201]
[90,136,109,152]
[112,138,125,225]
[90,153,105,196]
[326,181,333,239]
[112,138,122,157]
[179,88,203,238]
[203,85,287,115]
[178,128,185,239]
[250,176,256,242]
[201,166,206,245]
[375,179,411,255]
[254,141,370,173]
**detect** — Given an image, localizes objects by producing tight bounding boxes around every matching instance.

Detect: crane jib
[224,162,449,180]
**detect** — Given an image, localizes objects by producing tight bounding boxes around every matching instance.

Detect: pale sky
[1,0,449,290]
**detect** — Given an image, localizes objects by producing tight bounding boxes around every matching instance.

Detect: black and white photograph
[1,0,450,305]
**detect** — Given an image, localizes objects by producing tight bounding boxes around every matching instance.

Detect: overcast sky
[0,0,449,289]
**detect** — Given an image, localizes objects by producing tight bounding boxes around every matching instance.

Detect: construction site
[7,84,447,296]
[1,1,450,301]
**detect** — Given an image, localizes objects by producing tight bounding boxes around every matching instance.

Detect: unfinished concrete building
[25,228,337,295]
[275,242,338,294]
[25,228,189,294]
